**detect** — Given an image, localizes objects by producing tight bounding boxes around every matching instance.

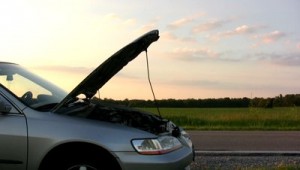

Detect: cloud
[234,25,256,34]
[161,31,178,41]
[139,23,156,32]
[224,25,255,36]
[209,25,257,41]
[167,18,194,29]
[134,17,161,33]
[297,43,300,50]
[161,31,197,43]
[167,12,205,29]
[103,13,120,20]
[102,13,137,28]
[31,65,92,74]
[166,46,243,63]
[263,30,286,43]
[103,13,136,24]
[169,45,300,66]
[255,52,300,66]
[275,54,300,66]
[256,30,286,44]
[170,47,219,60]
[168,78,259,91]
[137,20,159,33]
[171,79,221,87]
[192,19,226,33]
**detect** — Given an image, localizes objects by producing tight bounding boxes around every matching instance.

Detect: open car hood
[52,30,159,112]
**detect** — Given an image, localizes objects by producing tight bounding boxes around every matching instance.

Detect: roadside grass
[139,107,300,130]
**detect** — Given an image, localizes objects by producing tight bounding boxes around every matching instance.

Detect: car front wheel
[59,158,100,170]
[39,143,121,170]
[41,153,104,170]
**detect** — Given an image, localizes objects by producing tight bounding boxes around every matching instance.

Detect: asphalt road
[189,131,300,169]
[188,131,300,152]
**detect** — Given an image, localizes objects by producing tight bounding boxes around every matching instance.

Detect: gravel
[190,155,300,170]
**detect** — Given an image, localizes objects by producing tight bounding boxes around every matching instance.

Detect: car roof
[0,62,17,65]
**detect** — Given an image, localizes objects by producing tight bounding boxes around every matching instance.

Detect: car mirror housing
[0,100,12,114]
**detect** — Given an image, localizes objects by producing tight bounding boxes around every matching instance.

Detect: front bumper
[114,145,194,170]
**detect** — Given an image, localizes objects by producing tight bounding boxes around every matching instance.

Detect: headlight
[181,130,193,148]
[131,136,182,155]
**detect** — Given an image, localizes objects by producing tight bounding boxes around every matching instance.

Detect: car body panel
[115,146,193,170]
[0,93,27,170]
[0,115,27,170]
[22,107,157,169]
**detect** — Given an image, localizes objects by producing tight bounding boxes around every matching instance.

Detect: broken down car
[0,30,194,170]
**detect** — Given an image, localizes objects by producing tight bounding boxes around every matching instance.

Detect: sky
[1,0,299,100]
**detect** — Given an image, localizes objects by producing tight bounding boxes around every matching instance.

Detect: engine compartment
[86,102,169,134]
[49,97,171,135]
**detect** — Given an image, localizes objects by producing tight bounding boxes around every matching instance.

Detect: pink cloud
[138,22,157,33]
[167,12,205,29]
[171,47,219,60]
[222,25,255,36]
[161,31,197,43]
[296,43,300,50]
[161,31,178,41]
[208,24,256,41]
[255,30,286,44]
[192,19,225,33]
[168,18,194,29]
[235,25,255,34]
[261,30,286,43]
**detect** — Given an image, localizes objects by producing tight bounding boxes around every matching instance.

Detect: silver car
[0,30,194,170]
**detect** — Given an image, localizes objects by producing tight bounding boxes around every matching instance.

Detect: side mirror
[0,100,12,114]
[6,74,13,81]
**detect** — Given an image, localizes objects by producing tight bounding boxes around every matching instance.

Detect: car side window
[0,94,19,114]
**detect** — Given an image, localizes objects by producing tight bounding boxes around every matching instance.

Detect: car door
[0,94,27,170]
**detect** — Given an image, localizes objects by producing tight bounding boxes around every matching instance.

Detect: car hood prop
[52,30,159,113]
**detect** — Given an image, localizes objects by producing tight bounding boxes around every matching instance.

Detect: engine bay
[86,102,170,134]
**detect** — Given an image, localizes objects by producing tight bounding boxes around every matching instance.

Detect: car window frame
[0,86,22,115]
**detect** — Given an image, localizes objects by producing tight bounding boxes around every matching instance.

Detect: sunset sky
[1,0,299,99]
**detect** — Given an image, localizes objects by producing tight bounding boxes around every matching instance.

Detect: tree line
[94,94,300,108]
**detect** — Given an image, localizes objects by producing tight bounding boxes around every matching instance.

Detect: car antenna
[145,49,162,118]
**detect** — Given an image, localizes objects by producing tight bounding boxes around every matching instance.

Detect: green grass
[139,107,300,130]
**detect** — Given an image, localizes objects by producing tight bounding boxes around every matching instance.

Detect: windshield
[0,63,67,109]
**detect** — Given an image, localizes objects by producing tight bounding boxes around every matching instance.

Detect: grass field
[139,107,300,130]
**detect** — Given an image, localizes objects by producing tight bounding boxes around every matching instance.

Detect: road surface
[188,131,300,169]
[188,131,300,152]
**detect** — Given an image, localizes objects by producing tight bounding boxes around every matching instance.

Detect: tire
[57,155,101,170]
[39,146,120,170]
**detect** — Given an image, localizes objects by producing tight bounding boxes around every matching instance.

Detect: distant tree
[265,98,274,108]
[92,94,299,108]
[273,94,284,107]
